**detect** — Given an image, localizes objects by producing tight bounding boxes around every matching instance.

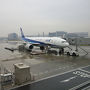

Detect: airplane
[20,28,69,54]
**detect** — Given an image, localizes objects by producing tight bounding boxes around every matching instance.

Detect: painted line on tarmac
[79,68,90,74]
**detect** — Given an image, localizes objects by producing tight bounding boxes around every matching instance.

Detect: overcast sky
[0,0,90,37]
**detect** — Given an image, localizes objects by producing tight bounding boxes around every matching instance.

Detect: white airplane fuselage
[20,28,69,50]
[24,37,69,48]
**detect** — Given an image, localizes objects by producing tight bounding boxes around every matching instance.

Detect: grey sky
[0,0,90,37]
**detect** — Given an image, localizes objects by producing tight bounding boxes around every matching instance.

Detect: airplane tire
[59,48,64,55]
[67,52,70,56]
[59,50,62,55]
[61,48,64,54]
[72,53,76,56]
[54,51,58,55]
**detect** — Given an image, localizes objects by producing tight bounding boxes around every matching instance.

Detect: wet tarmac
[12,65,90,90]
[0,42,90,90]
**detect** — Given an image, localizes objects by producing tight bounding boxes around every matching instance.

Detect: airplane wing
[5,47,18,52]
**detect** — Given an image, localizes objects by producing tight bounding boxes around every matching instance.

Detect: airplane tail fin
[20,27,25,38]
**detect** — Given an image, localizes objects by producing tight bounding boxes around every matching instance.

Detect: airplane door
[50,39,53,44]
[50,39,55,44]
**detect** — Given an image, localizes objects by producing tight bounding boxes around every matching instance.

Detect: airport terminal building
[68,37,90,45]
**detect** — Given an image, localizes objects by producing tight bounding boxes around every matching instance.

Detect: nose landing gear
[59,48,64,55]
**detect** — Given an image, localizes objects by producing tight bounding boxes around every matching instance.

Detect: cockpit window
[61,41,66,43]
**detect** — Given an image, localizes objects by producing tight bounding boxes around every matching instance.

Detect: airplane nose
[66,42,69,46]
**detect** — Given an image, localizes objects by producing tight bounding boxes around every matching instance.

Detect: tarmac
[0,42,90,90]
[11,65,90,90]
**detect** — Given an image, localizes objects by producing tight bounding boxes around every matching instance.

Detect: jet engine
[25,44,33,50]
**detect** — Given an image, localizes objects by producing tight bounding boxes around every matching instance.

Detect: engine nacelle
[40,46,45,51]
[25,44,33,50]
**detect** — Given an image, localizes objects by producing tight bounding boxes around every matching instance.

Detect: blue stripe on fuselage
[22,37,62,48]
[22,37,46,45]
